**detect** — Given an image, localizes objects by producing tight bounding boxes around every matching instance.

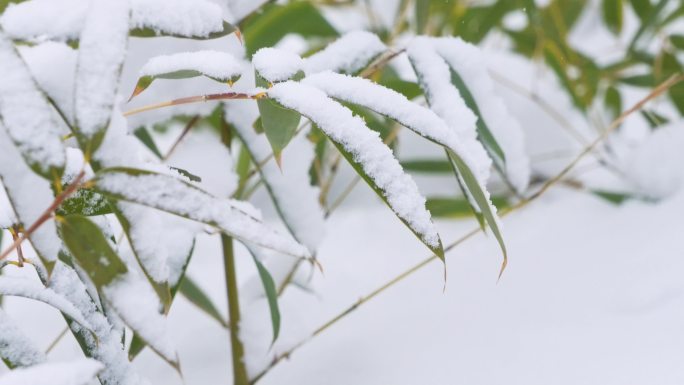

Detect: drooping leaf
[640,109,669,129]
[128,50,242,100]
[179,275,227,328]
[255,73,301,164]
[592,190,634,205]
[133,126,163,159]
[447,149,507,277]
[247,250,280,344]
[93,168,310,259]
[671,35,684,50]
[604,86,622,121]
[59,215,178,367]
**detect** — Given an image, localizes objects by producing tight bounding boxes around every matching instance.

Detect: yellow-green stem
[222,235,249,385]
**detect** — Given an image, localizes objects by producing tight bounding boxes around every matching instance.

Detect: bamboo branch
[222,234,250,385]
[249,73,684,384]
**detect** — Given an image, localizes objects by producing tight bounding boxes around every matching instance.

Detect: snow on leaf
[73,0,130,155]
[227,102,325,253]
[268,81,443,258]
[59,215,178,366]
[0,277,92,330]
[433,37,531,193]
[0,358,103,385]
[47,262,150,385]
[129,50,244,100]
[304,31,386,75]
[93,168,311,259]
[0,124,62,270]
[0,31,65,178]
[0,309,46,369]
[253,48,304,83]
[1,0,232,42]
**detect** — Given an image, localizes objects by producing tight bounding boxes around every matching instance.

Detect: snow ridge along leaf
[74,0,130,156]
[129,50,244,100]
[0,309,46,368]
[268,81,444,260]
[93,168,311,259]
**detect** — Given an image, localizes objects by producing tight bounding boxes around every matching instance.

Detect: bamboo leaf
[130,20,237,40]
[56,188,113,217]
[415,0,431,33]
[133,126,163,159]
[178,275,227,328]
[427,196,509,218]
[92,168,310,259]
[245,247,281,344]
[447,149,507,277]
[401,159,453,173]
[255,73,301,164]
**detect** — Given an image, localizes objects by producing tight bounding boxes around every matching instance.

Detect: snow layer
[74,0,130,138]
[433,37,530,193]
[253,48,304,83]
[95,172,311,258]
[226,101,325,253]
[1,0,226,41]
[268,81,439,247]
[139,51,243,81]
[303,71,478,172]
[0,277,91,329]
[0,309,46,368]
[304,31,386,75]
[0,32,65,172]
[0,124,61,263]
[0,359,102,385]
[406,37,491,185]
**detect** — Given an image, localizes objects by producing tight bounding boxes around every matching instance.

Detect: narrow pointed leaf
[245,247,281,343]
[602,0,624,35]
[255,73,301,162]
[179,275,227,328]
[129,51,242,100]
[92,168,310,259]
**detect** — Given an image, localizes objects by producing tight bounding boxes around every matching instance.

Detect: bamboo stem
[222,234,249,385]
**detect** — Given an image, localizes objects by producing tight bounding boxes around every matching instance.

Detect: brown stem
[163,115,200,161]
[123,92,264,117]
[0,170,86,262]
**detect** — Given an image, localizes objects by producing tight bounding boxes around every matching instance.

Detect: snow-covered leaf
[0,309,46,369]
[0,358,103,385]
[228,101,325,254]
[56,188,112,217]
[0,31,65,179]
[93,168,311,259]
[303,30,386,75]
[73,0,129,155]
[129,51,243,100]
[0,277,92,330]
[59,215,178,367]
[268,81,444,260]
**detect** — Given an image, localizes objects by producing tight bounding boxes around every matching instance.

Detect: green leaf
[255,73,301,164]
[247,250,280,344]
[169,166,202,182]
[129,69,241,101]
[59,215,128,288]
[131,20,237,40]
[449,67,506,170]
[241,2,338,56]
[427,196,509,218]
[401,159,453,174]
[329,138,445,261]
[629,0,651,19]
[179,275,227,328]
[133,127,163,159]
[660,53,684,115]
[602,0,624,35]
[447,149,507,277]
[93,168,310,258]
[618,73,655,87]
[57,188,113,217]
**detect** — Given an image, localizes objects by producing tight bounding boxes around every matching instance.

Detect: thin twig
[249,73,684,384]
[163,115,200,161]
[45,326,69,354]
[0,170,86,262]
[123,92,264,117]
